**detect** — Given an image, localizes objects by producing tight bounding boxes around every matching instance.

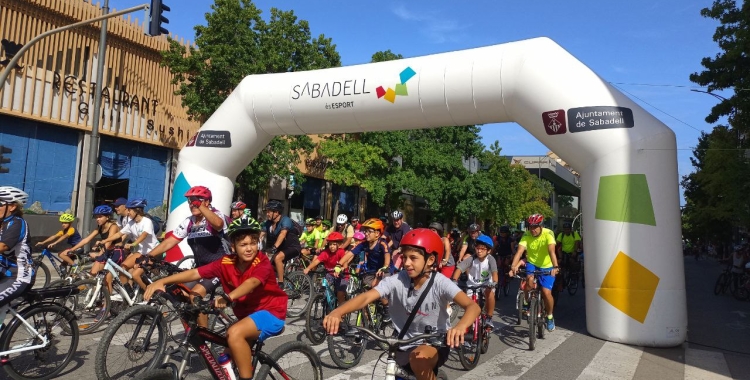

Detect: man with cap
[351,215,361,232]
[112,197,130,228]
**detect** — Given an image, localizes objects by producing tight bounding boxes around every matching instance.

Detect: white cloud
[391,4,469,44]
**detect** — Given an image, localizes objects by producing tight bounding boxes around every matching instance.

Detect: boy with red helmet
[303,231,348,305]
[324,229,480,380]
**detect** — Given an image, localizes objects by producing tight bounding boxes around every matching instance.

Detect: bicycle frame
[0,304,50,356]
[84,257,138,308]
[463,284,489,342]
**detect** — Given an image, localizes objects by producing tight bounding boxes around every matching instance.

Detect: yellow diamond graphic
[384,88,397,103]
[598,251,659,324]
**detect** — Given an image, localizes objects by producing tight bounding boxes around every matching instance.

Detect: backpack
[291,218,304,237]
[145,214,163,235]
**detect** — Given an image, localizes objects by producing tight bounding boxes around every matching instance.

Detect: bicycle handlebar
[460,282,497,291]
[346,326,446,351]
[514,268,554,278]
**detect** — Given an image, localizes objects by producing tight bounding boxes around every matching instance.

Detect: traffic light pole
[0,4,148,87]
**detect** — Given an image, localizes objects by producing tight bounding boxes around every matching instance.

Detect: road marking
[456,327,574,379]
[684,348,732,380]
[577,341,642,380]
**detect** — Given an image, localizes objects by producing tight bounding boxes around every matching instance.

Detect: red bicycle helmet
[327,231,345,242]
[400,228,444,264]
[527,214,544,226]
[231,201,247,210]
[184,186,212,201]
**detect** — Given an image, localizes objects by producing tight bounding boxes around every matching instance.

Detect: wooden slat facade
[0,0,200,148]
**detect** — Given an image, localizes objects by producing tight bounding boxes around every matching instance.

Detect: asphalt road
[8,255,750,379]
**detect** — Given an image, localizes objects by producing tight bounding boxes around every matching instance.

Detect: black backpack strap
[398,272,436,339]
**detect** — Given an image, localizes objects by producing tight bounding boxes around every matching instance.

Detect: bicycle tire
[516,291,524,326]
[481,316,490,354]
[714,273,728,295]
[71,278,111,334]
[529,298,538,351]
[306,294,331,345]
[327,309,367,368]
[503,278,510,297]
[174,255,195,270]
[458,321,481,369]
[538,301,546,339]
[95,305,168,380]
[0,303,79,380]
[132,368,174,380]
[567,272,579,295]
[449,302,460,325]
[284,271,314,318]
[436,369,449,380]
[256,340,323,380]
[32,261,51,289]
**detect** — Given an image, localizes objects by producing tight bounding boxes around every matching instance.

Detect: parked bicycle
[134,290,323,380]
[344,325,449,380]
[457,282,494,370]
[0,285,80,380]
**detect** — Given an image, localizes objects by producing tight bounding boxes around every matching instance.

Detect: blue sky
[109,0,725,204]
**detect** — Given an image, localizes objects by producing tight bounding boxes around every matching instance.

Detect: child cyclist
[36,213,82,270]
[145,215,287,380]
[300,218,322,257]
[451,234,498,328]
[324,229,480,380]
[62,205,120,277]
[302,231,348,305]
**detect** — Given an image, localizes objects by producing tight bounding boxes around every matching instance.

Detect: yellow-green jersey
[556,231,581,253]
[300,229,322,248]
[519,227,556,268]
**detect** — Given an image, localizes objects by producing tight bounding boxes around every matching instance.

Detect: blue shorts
[248,310,285,342]
[525,262,555,290]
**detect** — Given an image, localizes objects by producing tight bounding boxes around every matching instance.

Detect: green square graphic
[595,174,656,226]
[394,83,408,96]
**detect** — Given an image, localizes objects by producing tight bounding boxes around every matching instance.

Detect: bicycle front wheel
[458,320,481,369]
[256,340,323,380]
[71,279,111,335]
[0,303,79,380]
[284,271,313,318]
[32,261,51,289]
[567,272,579,295]
[714,273,729,295]
[95,305,169,379]
[529,298,538,351]
[305,294,328,345]
[327,309,367,369]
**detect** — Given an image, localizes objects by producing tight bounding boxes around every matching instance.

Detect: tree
[160,0,341,194]
[690,0,750,135]
[478,142,554,227]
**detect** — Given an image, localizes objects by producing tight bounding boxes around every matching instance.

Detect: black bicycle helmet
[428,222,444,234]
[264,200,283,212]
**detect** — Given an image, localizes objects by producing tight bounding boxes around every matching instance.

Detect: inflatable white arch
[166,37,686,347]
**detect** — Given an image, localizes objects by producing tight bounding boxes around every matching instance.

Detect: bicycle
[134,291,323,380]
[457,282,494,370]
[0,254,51,290]
[305,269,344,344]
[344,325,449,380]
[93,261,189,380]
[33,248,93,287]
[714,264,743,296]
[327,269,395,369]
[517,268,553,351]
[566,253,582,296]
[0,285,80,380]
[495,256,513,299]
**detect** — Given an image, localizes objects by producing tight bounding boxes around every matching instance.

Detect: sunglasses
[529,224,541,229]
[363,229,378,235]
[187,196,205,202]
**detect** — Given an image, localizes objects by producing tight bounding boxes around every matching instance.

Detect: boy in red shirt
[303,231,349,305]
[145,215,287,380]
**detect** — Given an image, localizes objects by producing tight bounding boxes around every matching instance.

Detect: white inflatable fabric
[168,37,686,347]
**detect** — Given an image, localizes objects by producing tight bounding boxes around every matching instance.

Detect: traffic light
[0,145,11,174]
[147,0,170,37]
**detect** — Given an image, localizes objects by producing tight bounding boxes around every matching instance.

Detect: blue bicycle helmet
[93,205,113,215]
[475,234,494,249]
[126,198,148,209]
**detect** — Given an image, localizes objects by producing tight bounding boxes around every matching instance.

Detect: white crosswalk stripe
[577,341,643,380]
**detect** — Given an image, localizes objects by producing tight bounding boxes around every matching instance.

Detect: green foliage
[681,126,750,243]
[690,0,750,134]
[160,0,341,192]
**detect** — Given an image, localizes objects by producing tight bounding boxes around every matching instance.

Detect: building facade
[0,0,200,219]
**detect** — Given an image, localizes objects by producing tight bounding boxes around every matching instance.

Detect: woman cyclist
[0,186,33,309]
[141,185,229,327]
[62,205,120,278]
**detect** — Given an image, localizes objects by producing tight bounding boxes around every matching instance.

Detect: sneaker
[94,308,107,323]
[382,309,391,323]
[546,316,555,332]
[110,293,123,302]
[484,318,494,330]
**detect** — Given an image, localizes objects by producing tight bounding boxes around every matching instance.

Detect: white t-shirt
[117,215,132,229]
[120,217,159,254]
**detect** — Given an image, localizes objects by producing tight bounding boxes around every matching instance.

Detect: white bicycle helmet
[336,214,348,224]
[0,186,28,205]
[392,210,403,220]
